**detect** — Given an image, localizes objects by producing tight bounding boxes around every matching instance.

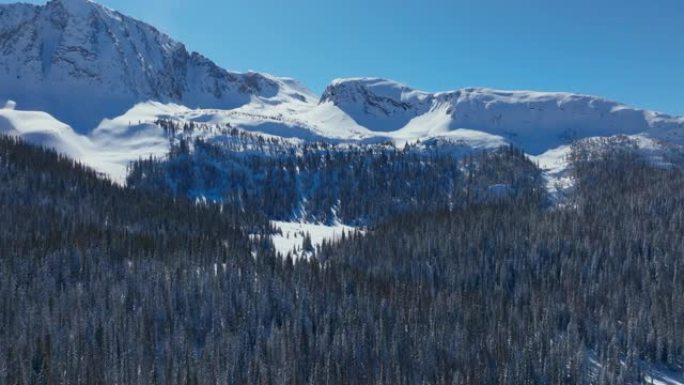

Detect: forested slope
[316,138,684,383]
[127,127,544,225]
[1,135,682,384]
[0,136,263,261]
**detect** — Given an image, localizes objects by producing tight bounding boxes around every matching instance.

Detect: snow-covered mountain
[2,0,684,185]
[0,0,315,131]
[319,78,684,153]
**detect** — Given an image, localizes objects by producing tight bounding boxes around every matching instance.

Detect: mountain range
[2,0,684,184]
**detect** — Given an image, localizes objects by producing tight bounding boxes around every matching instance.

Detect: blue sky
[9,0,684,115]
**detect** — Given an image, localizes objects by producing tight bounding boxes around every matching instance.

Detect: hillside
[2,134,683,384]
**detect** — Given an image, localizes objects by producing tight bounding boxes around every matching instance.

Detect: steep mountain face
[0,0,311,131]
[1,0,684,185]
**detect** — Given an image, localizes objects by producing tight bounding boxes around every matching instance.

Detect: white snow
[530,144,575,196]
[644,373,684,385]
[587,353,684,385]
[0,106,88,157]
[530,134,684,199]
[2,100,16,110]
[2,0,684,195]
[0,102,170,183]
[0,0,313,132]
[317,79,684,154]
[270,221,359,261]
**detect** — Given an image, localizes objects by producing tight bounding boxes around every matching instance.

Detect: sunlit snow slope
[2,0,684,187]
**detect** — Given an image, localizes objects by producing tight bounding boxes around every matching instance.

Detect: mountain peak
[324,77,427,101]
[51,0,94,9]
[1,0,683,163]
[0,0,308,132]
[46,0,100,18]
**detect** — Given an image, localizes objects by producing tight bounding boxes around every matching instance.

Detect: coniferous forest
[1,133,683,384]
[127,122,544,225]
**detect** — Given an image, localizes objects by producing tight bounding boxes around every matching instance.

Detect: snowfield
[270,221,359,261]
[2,0,684,194]
[0,101,169,183]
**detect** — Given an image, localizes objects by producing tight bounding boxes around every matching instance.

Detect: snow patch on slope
[0,101,169,183]
[270,221,358,261]
[529,145,574,196]
[587,353,684,385]
[530,134,684,200]
[0,104,88,157]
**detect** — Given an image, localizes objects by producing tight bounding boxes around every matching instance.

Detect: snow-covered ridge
[320,78,684,153]
[2,0,684,191]
[2,0,682,149]
[320,78,434,132]
[0,0,314,131]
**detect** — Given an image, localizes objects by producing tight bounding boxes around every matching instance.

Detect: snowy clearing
[270,221,359,261]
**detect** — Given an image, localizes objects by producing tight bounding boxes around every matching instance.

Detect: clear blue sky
[9,0,684,115]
